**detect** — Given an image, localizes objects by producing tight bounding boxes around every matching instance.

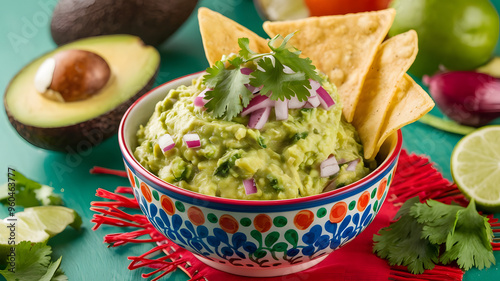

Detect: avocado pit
[34,49,111,102]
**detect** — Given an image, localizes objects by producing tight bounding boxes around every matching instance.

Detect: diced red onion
[241,95,275,116]
[248,107,271,130]
[245,84,262,94]
[303,80,322,108]
[243,178,257,195]
[323,180,337,193]
[321,164,340,178]
[307,95,321,108]
[309,79,321,91]
[320,156,339,178]
[275,99,288,120]
[241,68,254,75]
[346,159,360,172]
[337,158,348,165]
[316,86,335,110]
[288,96,307,108]
[158,134,175,152]
[321,155,338,167]
[194,88,211,108]
[183,133,201,148]
[303,102,314,108]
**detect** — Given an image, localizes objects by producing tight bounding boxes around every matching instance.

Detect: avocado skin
[50,0,198,46]
[5,70,157,152]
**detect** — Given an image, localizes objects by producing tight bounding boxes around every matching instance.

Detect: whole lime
[389,0,499,77]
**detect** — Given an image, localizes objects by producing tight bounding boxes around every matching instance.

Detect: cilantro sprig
[203,33,323,121]
[373,197,495,274]
[0,242,67,281]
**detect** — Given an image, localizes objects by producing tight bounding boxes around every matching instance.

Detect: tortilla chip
[198,8,270,65]
[263,9,396,122]
[375,74,434,154]
[352,30,418,160]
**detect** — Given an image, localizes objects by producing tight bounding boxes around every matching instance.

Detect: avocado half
[4,35,160,151]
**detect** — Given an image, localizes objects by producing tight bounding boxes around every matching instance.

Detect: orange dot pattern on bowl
[161,195,175,216]
[254,214,272,233]
[357,191,370,212]
[140,182,152,202]
[294,210,314,230]
[127,168,135,188]
[377,178,387,200]
[188,206,205,226]
[219,214,239,234]
[329,202,347,224]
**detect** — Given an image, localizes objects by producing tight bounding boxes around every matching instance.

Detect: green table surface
[1,0,499,280]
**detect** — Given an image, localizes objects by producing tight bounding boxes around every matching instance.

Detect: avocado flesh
[6,35,159,128]
[4,35,160,151]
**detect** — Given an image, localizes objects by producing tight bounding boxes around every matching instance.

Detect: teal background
[0,0,499,280]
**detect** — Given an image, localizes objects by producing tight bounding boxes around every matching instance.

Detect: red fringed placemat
[90,150,500,281]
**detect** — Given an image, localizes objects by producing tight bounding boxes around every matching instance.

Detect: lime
[0,206,81,257]
[451,126,500,211]
[389,0,500,77]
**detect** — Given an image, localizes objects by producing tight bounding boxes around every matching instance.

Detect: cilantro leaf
[268,33,323,83]
[0,171,63,208]
[373,197,439,274]
[202,32,325,121]
[0,241,66,281]
[39,256,65,281]
[203,61,252,121]
[440,200,495,270]
[410,200,463,245]
[251,57,310,101]
[238,37,256,60]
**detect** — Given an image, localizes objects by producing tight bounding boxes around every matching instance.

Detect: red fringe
[90,152,497,281]
[127,242,190,281]
[90,166,128,178]
[389,265,464,281]
[388,151,468,207]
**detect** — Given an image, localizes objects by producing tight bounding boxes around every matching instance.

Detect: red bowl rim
[119,72,403,207]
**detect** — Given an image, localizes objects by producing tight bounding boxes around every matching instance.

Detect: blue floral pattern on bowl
[127,163,394,270]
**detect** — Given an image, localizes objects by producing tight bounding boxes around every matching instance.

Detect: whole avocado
[50,0,198,46]
[389,0,499,77]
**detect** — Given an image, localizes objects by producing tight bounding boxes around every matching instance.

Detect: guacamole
[134,76,373,200]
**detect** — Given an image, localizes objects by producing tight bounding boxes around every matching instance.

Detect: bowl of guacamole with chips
[117,7,434,277]
[132,64,373,200]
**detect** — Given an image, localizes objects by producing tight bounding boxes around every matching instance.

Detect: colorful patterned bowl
[118,72,403,277]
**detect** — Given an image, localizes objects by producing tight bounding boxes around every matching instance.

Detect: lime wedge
[0,206,81,257]
[451,125,500,211]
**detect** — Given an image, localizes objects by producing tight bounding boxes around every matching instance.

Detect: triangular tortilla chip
[263,9,395,122]
[198,8,270,65]
[352,30,418,160]
[375,74,434,154]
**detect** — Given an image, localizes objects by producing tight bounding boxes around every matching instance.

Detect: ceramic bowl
[118,72,403,277]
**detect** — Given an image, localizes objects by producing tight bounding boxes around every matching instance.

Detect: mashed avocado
[134,76,373,200]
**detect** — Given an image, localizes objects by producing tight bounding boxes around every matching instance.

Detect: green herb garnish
[373,197,495,274]
[0,241,67,281]
[257,136,267,148]
[0,171,63,207]
[214,151,242,177]
[203,33,323,121]
[267,175,283,191]
[291,132,309,143]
